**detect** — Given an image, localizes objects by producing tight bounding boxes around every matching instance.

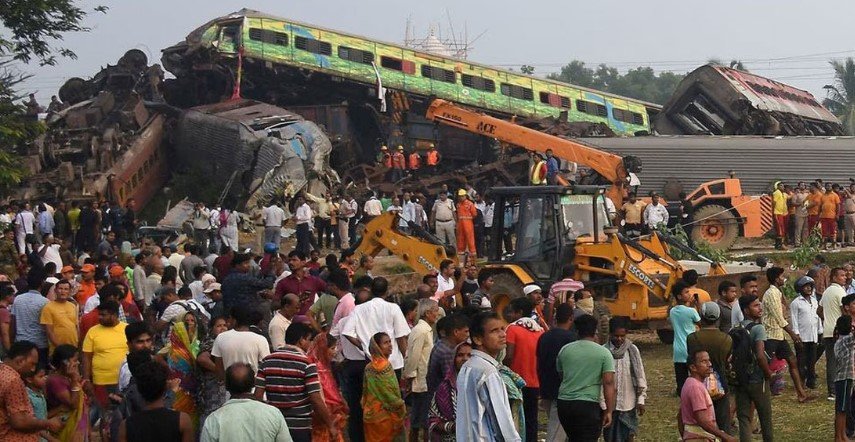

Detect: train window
[461,74,496,92]
[380,56,415,74]
[500,83,533,101]
[421,65,456,83]
[539,92,571,108]
[612,108,644,125]
[338,46,374,65]
[577,100,608,117]
[294,36,332,56]
[248,28,288,46]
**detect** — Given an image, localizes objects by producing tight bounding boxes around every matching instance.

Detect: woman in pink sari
[307,333,348,442]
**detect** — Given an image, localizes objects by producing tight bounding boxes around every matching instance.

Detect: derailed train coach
[173,99,339,209]
[654,64,843,136]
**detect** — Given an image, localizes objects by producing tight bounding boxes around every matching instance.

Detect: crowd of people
[771,180,855,250]
[1,172,855,442]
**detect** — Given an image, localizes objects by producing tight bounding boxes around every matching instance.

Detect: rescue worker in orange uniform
[426,143,440,175]
[408,148,421,177]
[391,145,407,182]
[456,188,478,258]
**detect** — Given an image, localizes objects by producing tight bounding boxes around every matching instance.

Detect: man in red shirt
[503,297,544,442]
[391,146,407,182]
[76,263,97,310]
[274,251,327,324]
[408,149,421,177]
[678,350,735,441]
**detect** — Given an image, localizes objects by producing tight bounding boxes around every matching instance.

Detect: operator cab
[486,185,612,281]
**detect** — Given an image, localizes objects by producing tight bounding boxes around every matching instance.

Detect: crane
[424,99,641,205]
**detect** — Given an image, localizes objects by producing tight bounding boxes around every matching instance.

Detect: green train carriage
[164,9,658,137]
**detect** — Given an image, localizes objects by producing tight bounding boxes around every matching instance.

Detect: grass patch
[630,331,833,441]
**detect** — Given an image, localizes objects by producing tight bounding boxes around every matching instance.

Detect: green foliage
[823,58,855,135]
[520,65,535,75]
[790,226,823,269]
[0,60,38,188]
[0,1,108,65]
[547,60,686,105]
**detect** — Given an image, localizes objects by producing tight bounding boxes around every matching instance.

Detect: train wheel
[690,204,738,250]
[489,272,523,320]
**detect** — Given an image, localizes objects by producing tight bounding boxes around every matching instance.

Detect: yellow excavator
[354,99,754,341]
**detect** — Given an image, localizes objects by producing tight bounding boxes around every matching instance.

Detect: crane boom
[425,99,635,204]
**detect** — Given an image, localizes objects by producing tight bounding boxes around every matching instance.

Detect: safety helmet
[794,275,815,292]
[380,145,388,151]
[397,145,404,151]
[457,189,467,197]
[264,242,279,254]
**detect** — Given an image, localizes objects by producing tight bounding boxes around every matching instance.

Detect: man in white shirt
[643,193,669,230]
[432,259,458,306]
[363,194,383,222]
[341,277,410,370]
[268,293,299,350]
[262,202,286,246]
[791,276,821,390]
[294,195,314,255]
[211,304,271,373]
[14,203,35,254]
[38,235,63,271]
[822,267,847,399]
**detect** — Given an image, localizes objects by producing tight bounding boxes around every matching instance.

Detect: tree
[520,65,535,75]
[823,58,855,135]
[0,0,107,65]
[547,60,686,105]
[0,60,40,186]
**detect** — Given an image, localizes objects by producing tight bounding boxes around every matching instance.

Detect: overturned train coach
[173,99,339,209]
[654,64,843,136]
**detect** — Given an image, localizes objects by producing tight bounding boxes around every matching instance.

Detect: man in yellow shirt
[772,181,789,250]
[39,279,78,353]
[82,300,128,413]
[620,192,646,238]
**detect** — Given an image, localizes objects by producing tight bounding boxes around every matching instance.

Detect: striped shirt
[255,345,320,430]
[548,278,585,304]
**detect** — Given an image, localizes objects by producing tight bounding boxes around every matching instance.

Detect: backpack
[727,322,760,387]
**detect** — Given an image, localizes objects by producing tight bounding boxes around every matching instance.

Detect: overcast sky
[16,0,855,105]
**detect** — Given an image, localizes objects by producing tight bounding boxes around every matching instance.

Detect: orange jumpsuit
[456,199,478,255]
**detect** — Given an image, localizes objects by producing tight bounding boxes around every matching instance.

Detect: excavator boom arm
[425,99,629,202]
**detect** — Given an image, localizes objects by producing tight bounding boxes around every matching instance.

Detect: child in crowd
[25,367,59,442]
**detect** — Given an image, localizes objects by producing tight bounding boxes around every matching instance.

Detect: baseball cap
[700,301,721,321]
[108,265,124,277]
[203,283,221,294]
[60,265,74,274]
[81,264,96,273]
[523,284,542,296]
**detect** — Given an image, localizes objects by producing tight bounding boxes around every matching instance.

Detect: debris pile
[10,50,167,205]
[173,99,340,208]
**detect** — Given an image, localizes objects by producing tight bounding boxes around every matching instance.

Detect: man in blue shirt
[545,149,560,184]
[668,280,701,394]
[10,269,49,368]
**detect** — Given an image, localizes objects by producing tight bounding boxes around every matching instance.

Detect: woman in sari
[159,312,202,427]
[362,332,406,442]
[428,342,472,442]
[307,333,348,442]
[45,344,88,442]
[195,316,228,429]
